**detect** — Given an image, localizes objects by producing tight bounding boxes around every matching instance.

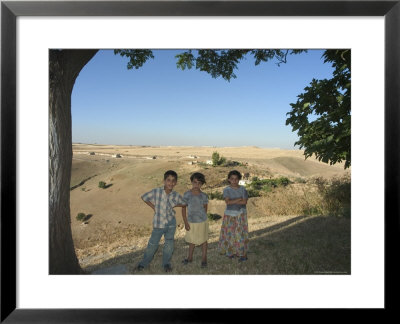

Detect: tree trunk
[49,50,97,274]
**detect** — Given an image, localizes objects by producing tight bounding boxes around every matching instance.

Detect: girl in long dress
[218,170,249,261]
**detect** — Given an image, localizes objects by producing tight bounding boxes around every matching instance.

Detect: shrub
[248,179,273,190]
[221,160,240,167]
[321,176,351,218]
[209,191,224,200]
[261,185,273,193]
[247,177,291,191]
[98,181,107,189]
[276,177,290,187]
[308,175,351,217]
[76,212,86,221]
[211,151,226,166]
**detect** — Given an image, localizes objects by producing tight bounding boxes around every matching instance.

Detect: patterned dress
[218,186,249,257]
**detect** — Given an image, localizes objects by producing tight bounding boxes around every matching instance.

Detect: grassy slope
[80,213,350,275]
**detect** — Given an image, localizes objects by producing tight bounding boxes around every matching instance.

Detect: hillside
[70,144,350,274]
[82,213,351,275]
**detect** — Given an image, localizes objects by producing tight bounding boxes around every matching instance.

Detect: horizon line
[72,142,301,150]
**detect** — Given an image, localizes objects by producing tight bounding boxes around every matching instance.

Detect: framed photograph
[1,0,398,321]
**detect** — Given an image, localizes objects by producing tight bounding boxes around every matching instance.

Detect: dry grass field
[70,144,351,275]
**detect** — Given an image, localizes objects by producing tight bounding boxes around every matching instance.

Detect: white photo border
[18,16,383,309]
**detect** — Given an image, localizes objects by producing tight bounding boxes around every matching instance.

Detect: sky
[71,49,334,149]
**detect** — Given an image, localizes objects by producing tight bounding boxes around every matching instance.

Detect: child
[181,172,209,268]
[137,170,185,272]
[218,170,249,261]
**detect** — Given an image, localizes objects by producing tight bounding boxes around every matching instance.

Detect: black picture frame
[1,0,399,322]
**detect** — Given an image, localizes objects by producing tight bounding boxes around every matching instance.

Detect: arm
[174,193,187,209]
[241,187,248,205]
[142,198,155,211]
[225,187,248,205]
[225,197,247,205]
[181,206,190,231]
[141,189,155,211]
[175,203,187,208]
[239,198,248,205]
[223,187,246,206]
[202,192,209,214]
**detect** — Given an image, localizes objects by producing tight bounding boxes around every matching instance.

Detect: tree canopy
[114,49,154,69]
[286,50,351,168]
[175,49,307,81]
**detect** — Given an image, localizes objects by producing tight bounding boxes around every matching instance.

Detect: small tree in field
[211,151,226,166]
[76,213,86,221]
[211,152,220,166]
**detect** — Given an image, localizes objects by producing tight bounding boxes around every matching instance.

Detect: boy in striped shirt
[137,170,186,272]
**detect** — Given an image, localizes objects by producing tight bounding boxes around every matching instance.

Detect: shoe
[238,256,248,262]
[136,265,145,271]
[201,261,207,268]
[227,255,236,259]
[164,264,173,272]
[182,259,192,265]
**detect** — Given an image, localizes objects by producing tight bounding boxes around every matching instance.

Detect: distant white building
[206,160,213,165]
[239,179,251,186]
